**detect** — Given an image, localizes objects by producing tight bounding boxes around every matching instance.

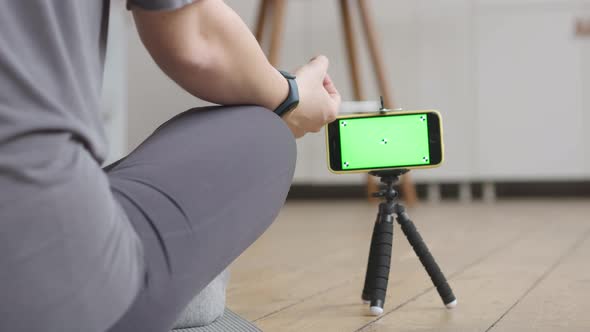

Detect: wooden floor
[227,199,590,332]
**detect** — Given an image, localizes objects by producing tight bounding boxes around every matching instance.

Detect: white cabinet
[580,8,590,174]
[288,0,590,184]
[412,0,477,182]
[476,3,588,180]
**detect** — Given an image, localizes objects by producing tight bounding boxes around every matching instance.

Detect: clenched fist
[283,55,342,138]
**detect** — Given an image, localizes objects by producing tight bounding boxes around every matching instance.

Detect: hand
[283,55,342,138]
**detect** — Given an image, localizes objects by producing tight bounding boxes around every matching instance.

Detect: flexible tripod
[361,169,457,315]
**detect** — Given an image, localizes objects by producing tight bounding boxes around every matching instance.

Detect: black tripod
[361,169,457,315]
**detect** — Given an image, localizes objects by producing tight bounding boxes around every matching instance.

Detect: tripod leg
[394,204,457,308]
[361,203,394,315]
[361,219,378,304]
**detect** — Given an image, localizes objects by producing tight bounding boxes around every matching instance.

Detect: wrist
[283,111,305,138]
[264,70,290,111]
[272,70,300,117]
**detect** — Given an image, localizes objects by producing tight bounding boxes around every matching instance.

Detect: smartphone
[326,110,444,173]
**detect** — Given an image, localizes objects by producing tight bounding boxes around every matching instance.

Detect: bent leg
[106,105,296,332]
[0,135,144,332]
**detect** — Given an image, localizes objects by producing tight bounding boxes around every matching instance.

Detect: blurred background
[104,0,590,201]
[101,1,590,331]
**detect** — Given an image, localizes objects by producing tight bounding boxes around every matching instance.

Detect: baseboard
[287,181,590,200]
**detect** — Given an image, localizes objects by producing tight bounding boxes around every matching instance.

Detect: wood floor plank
[227,202,377,320]
[228,201,548,331]
[357,201,590,332]
[489,230,590,332]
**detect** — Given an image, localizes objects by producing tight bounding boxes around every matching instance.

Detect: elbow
[136,38,219,80]
[157,39,224,79]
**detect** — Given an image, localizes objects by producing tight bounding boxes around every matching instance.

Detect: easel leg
[255,0,271,43]
[339,0,365,101]
[268,0,287,66]
[357,0,393,108]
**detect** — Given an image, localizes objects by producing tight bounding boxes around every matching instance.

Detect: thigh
[0,135,144,332]
[107,105,296,332]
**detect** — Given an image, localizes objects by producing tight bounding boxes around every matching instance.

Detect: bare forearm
[132,0,287,110]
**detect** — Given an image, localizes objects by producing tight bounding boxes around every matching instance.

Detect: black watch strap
[273,70,299,117]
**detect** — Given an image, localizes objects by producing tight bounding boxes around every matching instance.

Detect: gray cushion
[172,309,261,332]
[174,269,230,329]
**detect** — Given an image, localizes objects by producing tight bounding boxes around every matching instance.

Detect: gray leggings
[0,106,296,332]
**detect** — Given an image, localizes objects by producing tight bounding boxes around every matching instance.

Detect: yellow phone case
[325,109,445,174]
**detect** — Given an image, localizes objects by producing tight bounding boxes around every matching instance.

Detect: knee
[214,105,297,182]
[243,105,297,172]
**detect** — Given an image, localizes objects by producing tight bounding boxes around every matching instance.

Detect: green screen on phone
[339,114,431,170]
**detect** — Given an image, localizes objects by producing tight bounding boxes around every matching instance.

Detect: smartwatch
[273,70,299,117]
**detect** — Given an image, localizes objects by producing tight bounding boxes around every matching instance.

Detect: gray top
[0,0,193,198]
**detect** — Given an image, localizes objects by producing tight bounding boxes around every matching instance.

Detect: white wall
[123,0,590,183]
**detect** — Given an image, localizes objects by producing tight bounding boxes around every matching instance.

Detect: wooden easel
[254,0,417,206]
